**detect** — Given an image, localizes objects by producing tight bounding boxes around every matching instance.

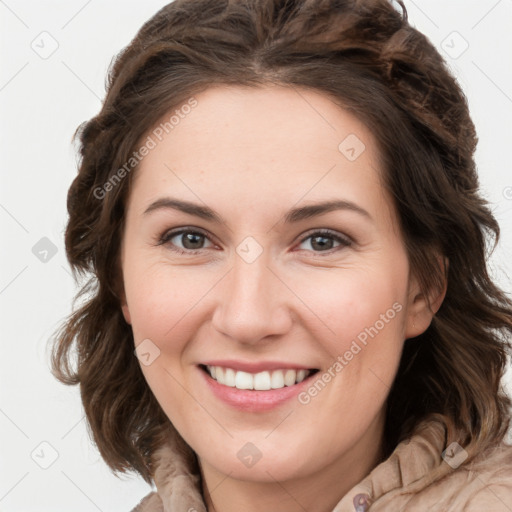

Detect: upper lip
[200,360,317,373]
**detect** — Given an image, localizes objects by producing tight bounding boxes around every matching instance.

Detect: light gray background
[1,1,511,511]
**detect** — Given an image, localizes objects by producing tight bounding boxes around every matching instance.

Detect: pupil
[311,235,332,251]
[183,233,203,249]
[180,233,334,251]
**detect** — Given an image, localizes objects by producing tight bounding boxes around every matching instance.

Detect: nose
[211,251,293,345]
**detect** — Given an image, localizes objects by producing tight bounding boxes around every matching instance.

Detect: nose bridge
[211,250,291,344]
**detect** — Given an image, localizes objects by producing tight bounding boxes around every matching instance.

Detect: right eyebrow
[143,198,224,223]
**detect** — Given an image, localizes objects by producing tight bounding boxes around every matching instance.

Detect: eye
[159,228,215,254]
[296,229,352,253]
[157,227,351,255]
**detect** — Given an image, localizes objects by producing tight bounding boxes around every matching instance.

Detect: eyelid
[157,226,217,249]
[157,226,353,255]
[297,228,352,244]
[294,228,353,253]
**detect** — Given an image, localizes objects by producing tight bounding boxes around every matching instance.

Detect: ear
[405,255,448,339]
[116,251,131,325]
[119,287,132,325]
[121,301,132,325]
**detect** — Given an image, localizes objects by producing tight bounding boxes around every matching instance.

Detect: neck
[199,414,385,512]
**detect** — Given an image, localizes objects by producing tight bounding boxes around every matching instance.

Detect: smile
[202,365,318,390]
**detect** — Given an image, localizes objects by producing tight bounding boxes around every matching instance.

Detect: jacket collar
[150,420,450,512]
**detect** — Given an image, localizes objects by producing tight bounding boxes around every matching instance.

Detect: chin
[199,442,317,483]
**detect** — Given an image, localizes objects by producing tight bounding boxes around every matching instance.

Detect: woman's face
[120,85,431,484]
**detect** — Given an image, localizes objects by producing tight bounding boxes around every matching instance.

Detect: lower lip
[198,366,317,412]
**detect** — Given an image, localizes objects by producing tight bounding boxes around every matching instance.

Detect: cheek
[124,262,215,343]
[286,258,408,410]
[123,265,207,416]
[289,265,407,349]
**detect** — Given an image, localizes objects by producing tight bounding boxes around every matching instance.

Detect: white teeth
[235,370,253,390]
[253,371,271,391]
[296,369,308,383]
[284,369,296,386]
[271,370,285,389]
[205,366,313,390]
[224,368,236,387]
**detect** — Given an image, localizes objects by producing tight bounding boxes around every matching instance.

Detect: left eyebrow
[284,200,373,223]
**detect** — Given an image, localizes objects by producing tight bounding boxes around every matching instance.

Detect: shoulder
[463,483,512,512]
[130,491,163,512]
[412,441,512,511]
[459,441,512,511]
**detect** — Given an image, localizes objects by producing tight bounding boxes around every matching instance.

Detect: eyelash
[157,227,352,256]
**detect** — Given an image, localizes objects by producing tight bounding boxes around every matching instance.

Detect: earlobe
[122,303,132,325]
[430,255,449,315]
[405,292,436,340]
[405,256,448,339]
[120,290,132,325]
[117,272,132,325]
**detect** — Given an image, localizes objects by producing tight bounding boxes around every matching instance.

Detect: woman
[50,0,512,510]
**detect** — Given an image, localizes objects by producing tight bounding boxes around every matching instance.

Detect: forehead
[129,84,389,224]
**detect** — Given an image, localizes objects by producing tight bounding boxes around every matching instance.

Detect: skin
[120,84,445,512]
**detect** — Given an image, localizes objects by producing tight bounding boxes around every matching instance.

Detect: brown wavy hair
[49,0,512,484]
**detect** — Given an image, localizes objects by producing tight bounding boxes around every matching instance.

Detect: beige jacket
[131,420,512,511]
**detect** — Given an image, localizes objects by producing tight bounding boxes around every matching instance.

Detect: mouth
[199,364,320,391]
